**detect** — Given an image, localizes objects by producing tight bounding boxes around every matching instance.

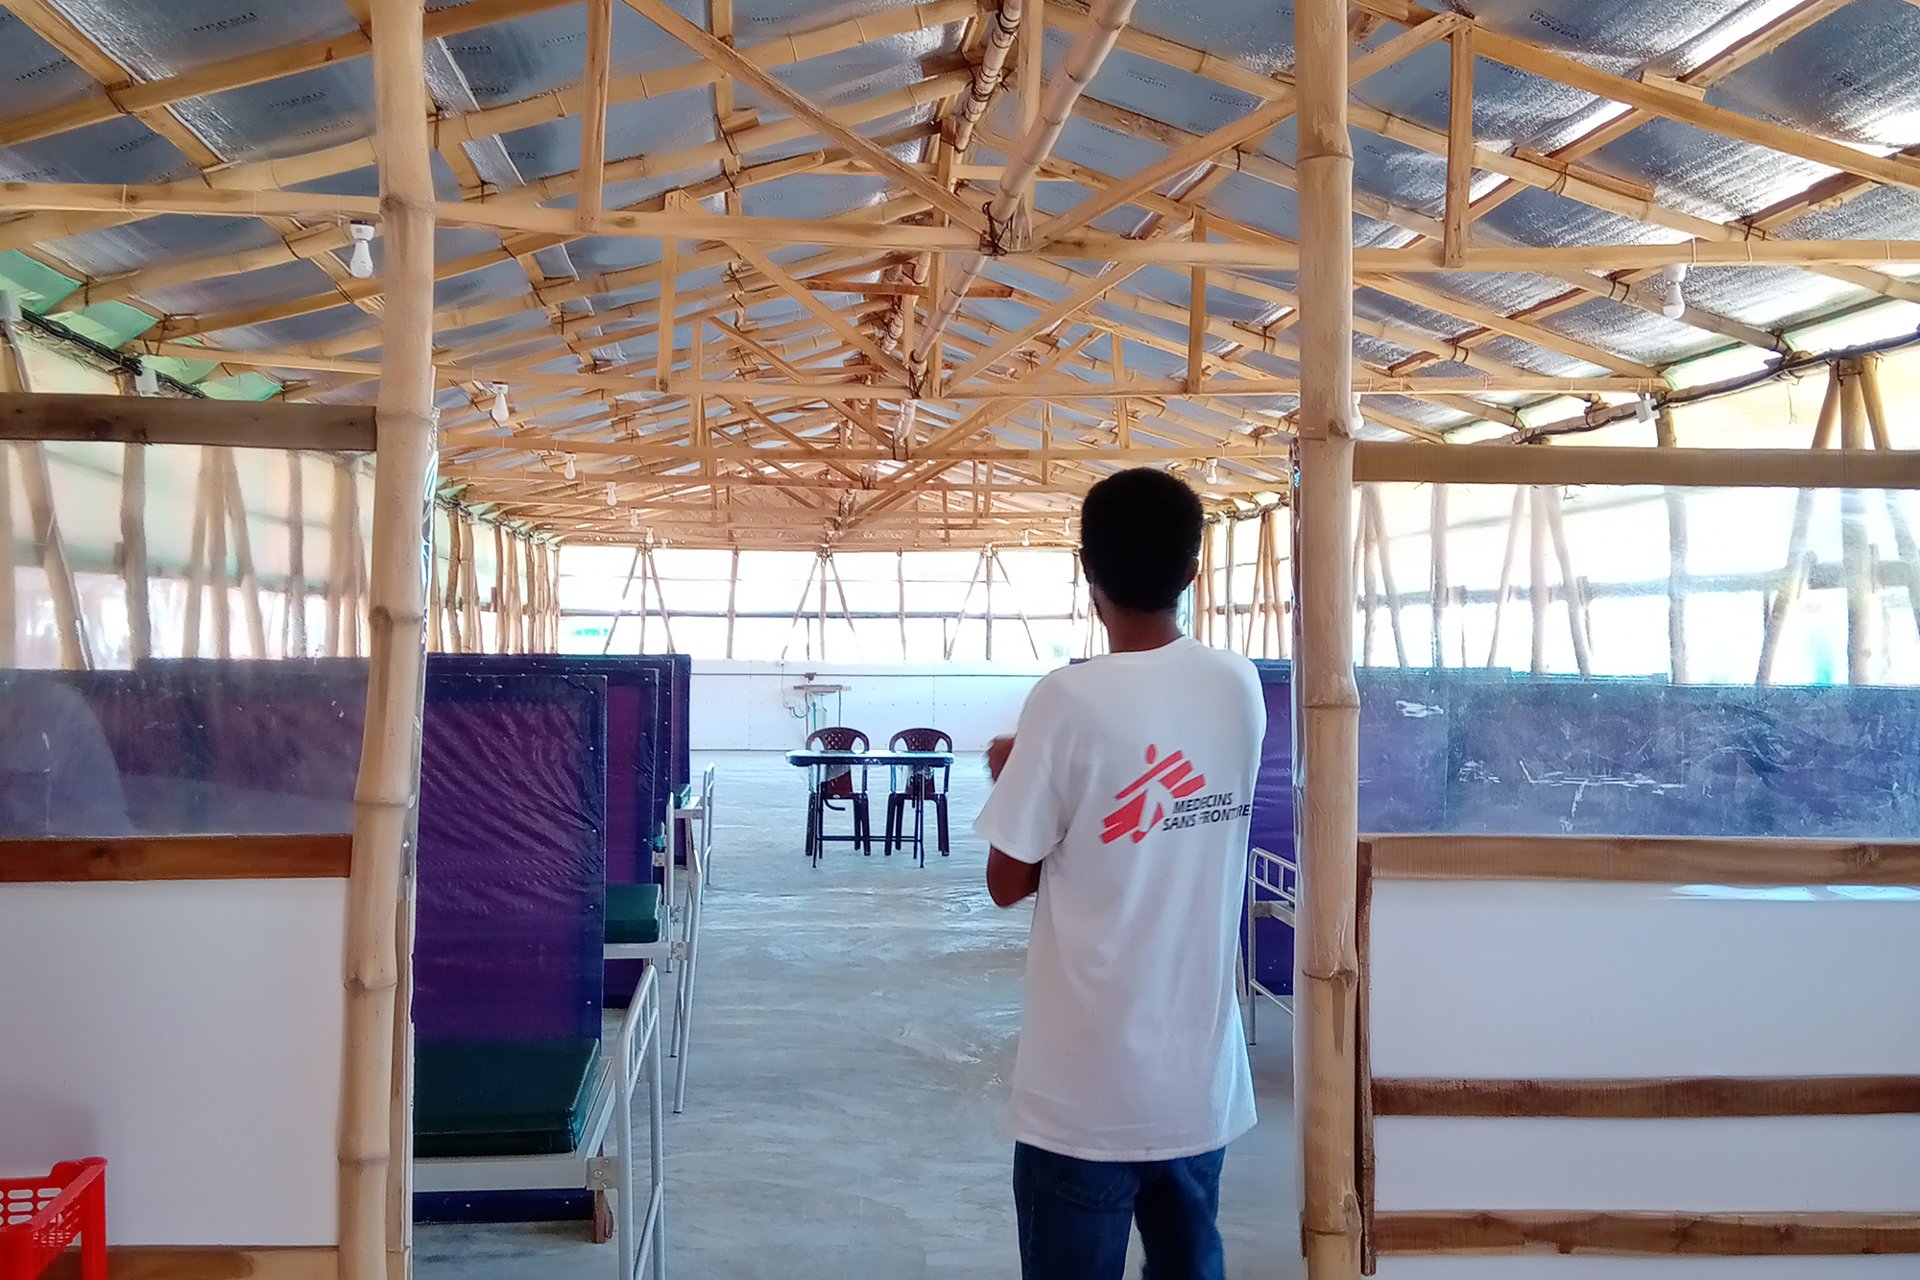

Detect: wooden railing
[1359,833,1920,1266]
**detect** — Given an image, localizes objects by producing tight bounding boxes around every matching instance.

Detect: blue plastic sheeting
[1249,664,1920,995]
[414,672,608,1043]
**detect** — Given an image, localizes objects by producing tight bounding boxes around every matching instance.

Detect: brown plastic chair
[885,728,951,866]
[804,727,871,860]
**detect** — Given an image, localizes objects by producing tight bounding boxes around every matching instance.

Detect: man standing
[976,468,1265,1280]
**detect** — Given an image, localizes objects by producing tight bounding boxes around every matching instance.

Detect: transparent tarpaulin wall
[559,546,1092,663]
[3,442,376,670]
[1354,481,1920,684]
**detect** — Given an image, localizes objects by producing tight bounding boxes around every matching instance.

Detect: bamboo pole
[1358,500,1378,666]
[1758,365,1841,683]
[288,455,308,657]
[1528,486,1549,676]
[945,545,988,660]
[343,1,437,1276]
[221,450,267,658]
[728,546,741,659]
[428,516,444,654]
[894,548,905,658]
[1654,410,1687,683]
[1428,483,1447,668]
[647,544,677,654]
[325,459,348,657]
[1223,517,1237,653]
[777,550,819,661]
[18,442,87,670]
[1295,0,1362,1271]
[605,545,642,654]
[186,453,210,658]
[1363,484,1409,668]
[1195,522,1213,644]
[122,443,151,664]
[490,524,504,653]
[208,448,232,661]
[462,518,482,651]
[1839,361,1875,684]
[1858,358,1920,645]
[0,442,13,668]
[1540,486,1592,677]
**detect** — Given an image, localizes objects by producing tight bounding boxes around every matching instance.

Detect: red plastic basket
[0,1159,106,1280]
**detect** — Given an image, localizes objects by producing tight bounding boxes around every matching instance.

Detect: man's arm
[986,847,1041,907]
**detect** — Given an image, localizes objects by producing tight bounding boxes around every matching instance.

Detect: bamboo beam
[577,0,614,230]
[1374,1075,1920,1119]
[1368,834,1920,884]
[0,393,376,451]
[618,0,984,230]
[1442,28,1473,269]
[1295,0,1362,1276]
[1353,442,1920,489]
[343,4,436,1280]
[1374,1211,1920,1257]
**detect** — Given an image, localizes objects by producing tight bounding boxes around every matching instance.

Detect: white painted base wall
[691,659,1055,753]
[0,880,344,1246]
[1371,881,1920,1279]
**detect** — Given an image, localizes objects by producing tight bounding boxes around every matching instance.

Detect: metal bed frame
[1242,844,1300,1046]
[414,966,667,1280]
[609,763,712,1113]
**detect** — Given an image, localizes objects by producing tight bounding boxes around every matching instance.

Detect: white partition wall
[0,879,345,1246]
[690,659,1054,752]
[1364,840,1920,1276]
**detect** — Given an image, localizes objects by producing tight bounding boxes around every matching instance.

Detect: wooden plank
[1373,1076,1920,1118]
[0,393,377,451]
[1442,27,1473,269]
[1374,1210,1920,1257]
[1368,834,1920,885]
[43,1247,338,1280]
[0,835,353,882]
[1353,442,1920,490]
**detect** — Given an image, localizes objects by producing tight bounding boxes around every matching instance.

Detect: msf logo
[1101,746,1206,845]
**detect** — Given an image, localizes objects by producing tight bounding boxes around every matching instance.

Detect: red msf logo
[1101,745,1207,845]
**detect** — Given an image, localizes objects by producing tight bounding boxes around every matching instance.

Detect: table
[785,749,958,867]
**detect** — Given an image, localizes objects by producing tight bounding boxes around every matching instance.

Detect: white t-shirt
[975,636,1265,1162]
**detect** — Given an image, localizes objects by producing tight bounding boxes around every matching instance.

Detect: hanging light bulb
[629,510,640,532]
[489,383,510,425]
[1656,262,1688,320]
[563,453,577,480]
[605,481,617,507]
[347,223,376,279]
[1022,529,1031,547]
[1205,457,1222,485]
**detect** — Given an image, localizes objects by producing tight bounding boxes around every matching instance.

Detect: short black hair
[1079,468,1204,612]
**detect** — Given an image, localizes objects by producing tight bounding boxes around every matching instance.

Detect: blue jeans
[1012,1142,1227,1280]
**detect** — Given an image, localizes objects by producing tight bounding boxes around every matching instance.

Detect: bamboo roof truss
[2,0,1919,546]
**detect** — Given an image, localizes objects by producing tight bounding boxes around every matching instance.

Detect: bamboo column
[20,442,89,670]
[1528,486,1549,675]
[1758,365,1840,683]
[1428,483,1447,668]
[1362,484,1409,668]
[427,515,445,654]
[0,443,13,667]
[208,448,231,661]
[1838,360,1876,684]
[121,443,151,664]
[1484,487,1525,667]
[288,455,308,658]
[343,1,437,1277]
[221,450,267,658]
[186,456,210,658]
[1294,0,1362,1272]
[1223,517,1237,652]
[1655,410,1688,683]
[1540,487,1593,677]
[1858,359,1920,644]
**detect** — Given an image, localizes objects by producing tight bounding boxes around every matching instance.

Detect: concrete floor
[417,750,1299,1280]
